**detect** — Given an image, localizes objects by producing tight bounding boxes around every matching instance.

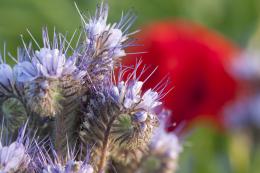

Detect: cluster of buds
[0,1,182,173]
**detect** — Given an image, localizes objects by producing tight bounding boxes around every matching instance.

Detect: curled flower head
[109,78,161,142]
[76,2,137,83]
[110,65,164,134]
[11,29,86,117]
[110,62,171,163]
[85,2,108,38]
[109,61,167,117]
[111,80,162,112]
[79,61,170,168]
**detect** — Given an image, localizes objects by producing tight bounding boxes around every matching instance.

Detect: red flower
[124,20,240,130]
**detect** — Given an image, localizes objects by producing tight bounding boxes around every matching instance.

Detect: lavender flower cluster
[0,2,182,173]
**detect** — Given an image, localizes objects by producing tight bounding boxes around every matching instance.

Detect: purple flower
[0,141,30,172]
[133,111,148,123]
[110,76,161,113]
[36,144,93,173]
[14,48,78,82]
[106,62,166,140]
[148,110,182,172]
[13,29,86,83]
[76,2,137,80]
[35,48,66,78]
[150,125,182,160]
[0,53,15,96]
[110,79,161,132]
[83,2,129,59]
[42,161,93,173]
[0,63,14,95]
[85,2,108,38]
[137,89,162,111]
[0,123,32,172]
[13,61,38,82]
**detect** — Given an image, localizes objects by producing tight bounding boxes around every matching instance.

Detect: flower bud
[132,111,148,123]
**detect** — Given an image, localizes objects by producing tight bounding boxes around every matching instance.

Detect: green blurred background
[1,0,260,52]
[0,0,260,172]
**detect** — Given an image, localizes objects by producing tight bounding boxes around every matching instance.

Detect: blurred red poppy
[124,20,240,130]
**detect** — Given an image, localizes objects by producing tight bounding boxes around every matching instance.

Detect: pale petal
[13,61,38,82]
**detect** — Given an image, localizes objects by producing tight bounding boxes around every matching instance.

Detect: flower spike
[76,2,137,85]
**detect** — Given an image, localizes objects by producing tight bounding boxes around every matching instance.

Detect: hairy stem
[54,76,81,158]
[54,102,79,158]
[55,113,65,157]
[97,116,117,173]
[54,100,79,157]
